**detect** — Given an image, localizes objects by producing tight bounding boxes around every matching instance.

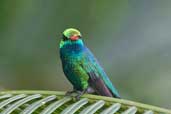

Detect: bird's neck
[60,39,85,53]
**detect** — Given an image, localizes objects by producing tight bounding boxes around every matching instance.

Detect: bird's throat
[60,39,84,49]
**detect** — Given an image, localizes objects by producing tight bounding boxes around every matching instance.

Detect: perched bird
[59,28,120,99]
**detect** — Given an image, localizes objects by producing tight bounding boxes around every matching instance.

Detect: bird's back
[83,47,120,98]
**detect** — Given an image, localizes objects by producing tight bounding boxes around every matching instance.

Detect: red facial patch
[70,35,79,41]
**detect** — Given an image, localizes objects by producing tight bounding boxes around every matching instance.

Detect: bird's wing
[80,47,120,98]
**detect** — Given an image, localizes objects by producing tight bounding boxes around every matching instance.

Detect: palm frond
[0,90,170,114]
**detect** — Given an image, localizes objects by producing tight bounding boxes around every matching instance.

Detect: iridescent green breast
[60,39,89,90]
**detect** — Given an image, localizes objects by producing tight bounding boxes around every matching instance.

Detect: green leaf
[0,90,170,114]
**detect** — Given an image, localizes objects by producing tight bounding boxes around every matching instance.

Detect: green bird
[59,28,120,99]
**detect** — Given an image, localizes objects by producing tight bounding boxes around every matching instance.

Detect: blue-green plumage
[60,28,120,98]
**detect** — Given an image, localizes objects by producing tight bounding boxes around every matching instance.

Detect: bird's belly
[63,62,84,90]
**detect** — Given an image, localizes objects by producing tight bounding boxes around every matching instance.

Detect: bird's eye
[62,35,68,41]
[78,35,81,39]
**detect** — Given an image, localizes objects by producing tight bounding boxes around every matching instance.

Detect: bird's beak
[70,35,79,41]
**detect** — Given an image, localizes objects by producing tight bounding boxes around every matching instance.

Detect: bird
[59,28,120,99]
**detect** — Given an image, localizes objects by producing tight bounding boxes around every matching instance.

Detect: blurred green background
[0,0,171,109]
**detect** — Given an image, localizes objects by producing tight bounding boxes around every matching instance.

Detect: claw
[75,89,87,100]
[75,91,82,100]
[75,95,81,100]
[65,89,89,100]
[65,90,77,96]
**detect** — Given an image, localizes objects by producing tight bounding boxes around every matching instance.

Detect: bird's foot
[65,90,77,96]
[75,89,87,100]
[65,89,88,100]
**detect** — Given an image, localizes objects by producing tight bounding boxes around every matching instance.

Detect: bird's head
[60,28,83,48]
[62,28,82,41]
